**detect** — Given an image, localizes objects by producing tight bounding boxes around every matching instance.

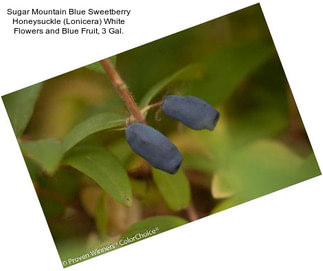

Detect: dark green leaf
[24,159,42,181]
[187,43,274,105]
[63,146,132,206]
[63,112,125,152]
[139,64,203,108]
[152,168,191,211]
[228,106,287,146]
[86,56,117,73]
[39,195,64,220]
[120,216,187,242]
[225,59,289,145]
[36,168,80,199]
[2,83,42,137]
[20,138,63,175]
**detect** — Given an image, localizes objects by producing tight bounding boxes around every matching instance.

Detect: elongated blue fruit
[162,95,220,130]
[126,123,182,174]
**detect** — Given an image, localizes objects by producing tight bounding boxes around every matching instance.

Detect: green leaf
[95,192,108,238]
[182,152,215,173]
[187,43,274,106]
[2,83,42,137]
[80,95,124,120]
[120,216,187,242]
[36,168,80,199]
[109,140,133,167]
[86,56,117,73]
[152,168,191,211]
[139,64,203,108]
[295,152,321,180]
[225,59,289,145]
[39,195,64,220]
[188,120,235,169]
[211,140,305,213]
[211,171,237,199]
[20,138,63,175]
[63,146,132,206]
[63,112,125,152]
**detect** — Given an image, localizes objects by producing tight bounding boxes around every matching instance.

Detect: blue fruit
[162,95,220,130]
[126,123,183,174]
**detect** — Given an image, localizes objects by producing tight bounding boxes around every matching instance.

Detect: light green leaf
[182,152,215,173]
[63,112,125,152]
[139,64,203,108]
[95,192,108,238]
[211,171,237,199]
[188,120,234,169]
[120,216,187,242]
[20,138,63,175]
[2,83,42,137]
[187,43,274,106]
[79,186,103,218]
[63,146,132,207]
[212,140,305,213]
[86,56,117,73]
[152,168,191,211]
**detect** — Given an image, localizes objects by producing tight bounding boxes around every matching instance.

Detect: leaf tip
[124,195,132,207]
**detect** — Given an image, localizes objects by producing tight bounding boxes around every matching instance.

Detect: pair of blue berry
[126,95,220,174]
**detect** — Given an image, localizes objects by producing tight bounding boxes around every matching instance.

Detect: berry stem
[186,202,199,221]
[100,58,146,123]
[141,101,163,115]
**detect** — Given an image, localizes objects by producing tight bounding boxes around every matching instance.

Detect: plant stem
[100,58,146,123]
[34,185,67,205]
[186,202,199,222]
[141,101,163,115]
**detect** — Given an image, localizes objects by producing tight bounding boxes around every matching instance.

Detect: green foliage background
[2,4,321,268]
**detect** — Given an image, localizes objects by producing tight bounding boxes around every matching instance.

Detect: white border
[0,1,322,270]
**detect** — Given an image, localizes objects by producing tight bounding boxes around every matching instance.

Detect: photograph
[2,3,321,268]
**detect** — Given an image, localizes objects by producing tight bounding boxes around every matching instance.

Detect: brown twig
[100,58,146,123]
[34,185,68,205]
[186,202,199,222]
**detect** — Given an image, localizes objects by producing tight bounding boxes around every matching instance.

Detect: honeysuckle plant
[2,43,319,267]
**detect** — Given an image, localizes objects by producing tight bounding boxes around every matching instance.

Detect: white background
[0,0,322,270]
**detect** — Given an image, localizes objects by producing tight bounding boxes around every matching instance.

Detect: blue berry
[162,95,220,130]
[126,123,183,174]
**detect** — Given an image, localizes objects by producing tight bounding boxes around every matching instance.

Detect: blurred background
[2,4,321,267]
